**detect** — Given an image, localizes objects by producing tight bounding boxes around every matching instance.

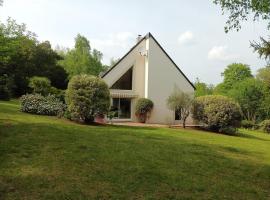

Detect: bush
[241,120,258,129]
[29,76,51,96]
[135,98,154,123]
[66,74,110,123]
[20,94,66,116]
[49,87,66,103]
[259,120,270,133]
[193,95,242,135]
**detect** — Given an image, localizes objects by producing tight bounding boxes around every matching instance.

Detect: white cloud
[177,31,195,45]
[208,45,238,61]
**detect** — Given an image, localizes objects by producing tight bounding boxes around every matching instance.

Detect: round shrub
[135,98,154,123]
[29,76,51,96]
[259,120,270,133]
[20,94,66,116]
[66,75,110,123]
[193,95,242,134]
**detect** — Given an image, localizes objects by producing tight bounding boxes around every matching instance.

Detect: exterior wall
[146,37,195,125]
[102,39,147,121]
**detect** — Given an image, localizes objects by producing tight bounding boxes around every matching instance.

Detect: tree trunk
[183,118,186,128]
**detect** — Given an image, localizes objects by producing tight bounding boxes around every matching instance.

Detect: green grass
[0,100,270,200]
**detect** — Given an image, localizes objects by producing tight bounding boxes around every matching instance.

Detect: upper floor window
[110,67,133,90]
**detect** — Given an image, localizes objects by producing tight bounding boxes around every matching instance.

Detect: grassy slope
[0,101,270,200]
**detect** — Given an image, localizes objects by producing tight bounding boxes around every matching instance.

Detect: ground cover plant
[0,100,270,200]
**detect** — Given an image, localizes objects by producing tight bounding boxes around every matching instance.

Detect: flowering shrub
[20,94,66,116]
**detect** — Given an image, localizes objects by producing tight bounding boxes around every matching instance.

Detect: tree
[66,74,110,123]
[256,66,270,87]
[59,34,106,78]
[213,0,270,61]
[228,78,267,121]
[213,0,270,33]
[0,18,68,96]
[251,37,270,62]
[222,63,252,88]
[194,78,213,97]
[214,63,252,95]
[167,88,193,128]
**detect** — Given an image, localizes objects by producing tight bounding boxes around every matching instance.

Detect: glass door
[111,98,131,119]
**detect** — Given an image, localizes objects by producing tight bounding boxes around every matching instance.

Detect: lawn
[0,101,270,200]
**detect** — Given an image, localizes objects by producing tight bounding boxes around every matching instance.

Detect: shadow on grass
[0,120,270,199]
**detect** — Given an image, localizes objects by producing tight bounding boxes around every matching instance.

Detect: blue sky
[0,0,268,84]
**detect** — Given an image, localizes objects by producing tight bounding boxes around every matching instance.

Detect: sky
[0,0,269,84]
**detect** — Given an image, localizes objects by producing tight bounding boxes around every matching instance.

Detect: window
[111,98,131,119]
[110,67,133,90]
[175,109,181,120]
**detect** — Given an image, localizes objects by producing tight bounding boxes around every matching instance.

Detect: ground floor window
[175,109,181,120]
[111,98,131,119]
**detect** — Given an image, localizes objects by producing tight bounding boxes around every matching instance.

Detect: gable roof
[101,32,195,90]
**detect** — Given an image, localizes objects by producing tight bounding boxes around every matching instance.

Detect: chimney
[136,34,142,43]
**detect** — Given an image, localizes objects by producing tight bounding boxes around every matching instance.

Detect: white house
[101,33,195,125]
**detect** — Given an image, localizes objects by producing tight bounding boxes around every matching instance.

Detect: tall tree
[59,34,106,78]
[228,78,267,121]
[194,78,213,97]
[220,63,252,92]
[0,18,68,96]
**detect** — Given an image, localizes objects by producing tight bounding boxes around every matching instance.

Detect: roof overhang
[110,90,138,98]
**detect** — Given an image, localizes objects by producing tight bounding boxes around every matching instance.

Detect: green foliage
[241,120,258,130]
[20,94,66,116]
[228,78,267,121]
[193,95,242,134]
[29,76,51,96]
[66,74,110,123]
[214,1,270,62]
[221,63,252,92]
[251,37,270,61]
[213,0,270,33]
[0,74,11,100]
[259,120,270,133]
[194,78,213,97]
[135,98,154,123]
[0,18,68,97]
[58,34,106,78]
[256,66,270,87]
[167,88,193,128]
[49,87,66,103]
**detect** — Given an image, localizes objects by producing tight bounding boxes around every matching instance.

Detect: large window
[110,67,133,90]
[111,98,131,119]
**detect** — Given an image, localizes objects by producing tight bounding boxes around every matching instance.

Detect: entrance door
[112,98,131,119]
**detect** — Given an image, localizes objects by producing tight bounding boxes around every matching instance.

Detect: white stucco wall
[146,37,195,124]
[102,39,147,121]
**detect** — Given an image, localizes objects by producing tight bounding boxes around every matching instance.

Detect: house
[101,33,195,125]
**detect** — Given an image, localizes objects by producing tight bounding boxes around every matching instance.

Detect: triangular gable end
[148,33,195,90]
[110,67,133,90]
